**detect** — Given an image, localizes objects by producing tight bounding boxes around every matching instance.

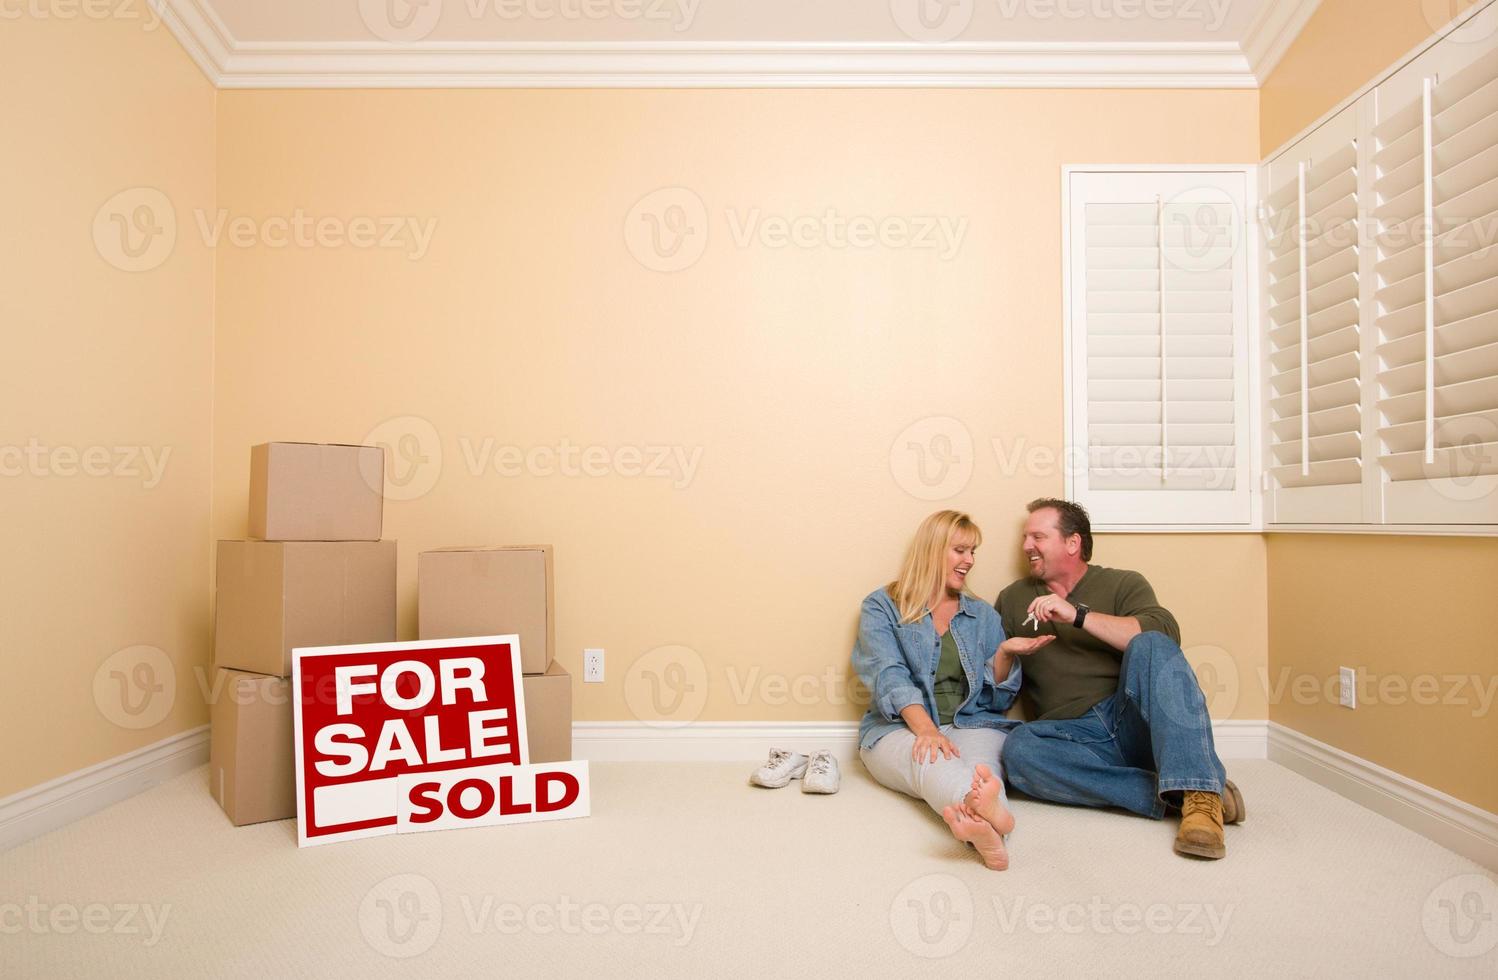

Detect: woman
[852,509,1022,870]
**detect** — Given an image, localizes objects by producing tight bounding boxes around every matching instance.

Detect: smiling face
[944,533,977,595]
[1022,506,1082,582]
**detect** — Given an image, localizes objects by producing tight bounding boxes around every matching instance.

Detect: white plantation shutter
[1261,109,1366,523]
[1260,1,1498,529]
[1067,171,1252,526]
[1371,21,1498,523]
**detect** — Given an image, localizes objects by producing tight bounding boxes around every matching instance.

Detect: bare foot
[964,763,1016,836]
[941,804,1010,871]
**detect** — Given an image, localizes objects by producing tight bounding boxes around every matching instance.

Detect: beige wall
[1267,536,1498,812]
[0,16,216,795]
[1261,0,1497,813]
[1259,0,1481,155]
[210,88,1265,726]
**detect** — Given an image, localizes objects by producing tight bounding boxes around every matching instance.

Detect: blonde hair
[886,510,983,624]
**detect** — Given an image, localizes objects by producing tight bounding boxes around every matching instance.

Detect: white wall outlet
[1339,666,1357,708]
[584,648,604,683]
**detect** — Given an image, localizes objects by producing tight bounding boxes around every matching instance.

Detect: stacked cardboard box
[210,442,395,826]
[418,546,572,763]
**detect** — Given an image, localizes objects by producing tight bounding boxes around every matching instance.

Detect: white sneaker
[750,748,808,788]
[801,750,840,794]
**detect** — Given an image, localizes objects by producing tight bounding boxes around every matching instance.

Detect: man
[994,498,1243,859]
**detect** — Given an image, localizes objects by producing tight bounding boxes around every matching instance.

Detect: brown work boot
[1174,791,1226,859]
[1222,779,1245,825]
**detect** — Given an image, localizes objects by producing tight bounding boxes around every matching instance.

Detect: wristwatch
[1073,603,1090,629]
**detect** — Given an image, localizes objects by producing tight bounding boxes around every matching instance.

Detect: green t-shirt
[996,565,1180,721]
[933,629,968,726]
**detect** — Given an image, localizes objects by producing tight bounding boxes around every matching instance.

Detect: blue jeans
[1003,632,1226,819]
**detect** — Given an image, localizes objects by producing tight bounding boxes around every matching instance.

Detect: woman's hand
[912,731,960,764]
[1000,635,1056,657]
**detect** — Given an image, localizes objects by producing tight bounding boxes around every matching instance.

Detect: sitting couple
[851,500,1244,871]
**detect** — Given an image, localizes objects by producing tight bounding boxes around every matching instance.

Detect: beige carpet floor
[2,759,1496,978]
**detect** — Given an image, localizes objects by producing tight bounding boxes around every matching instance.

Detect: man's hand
[1001,635,1056,657]
[1026,593,1077,626]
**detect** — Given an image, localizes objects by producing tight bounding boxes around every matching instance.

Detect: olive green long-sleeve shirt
[996,565,1180,721]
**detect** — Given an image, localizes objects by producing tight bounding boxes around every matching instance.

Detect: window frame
[1061,163,1264,533]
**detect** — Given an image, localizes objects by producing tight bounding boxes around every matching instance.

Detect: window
[1064,169,1254,528]
[1261,6,1498,528]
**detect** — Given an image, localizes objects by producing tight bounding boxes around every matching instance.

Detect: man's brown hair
[1027,497,1093,562]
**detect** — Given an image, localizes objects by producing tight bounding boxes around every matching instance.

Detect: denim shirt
[852,587,1023,750]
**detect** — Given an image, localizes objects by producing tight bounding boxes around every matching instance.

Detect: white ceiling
[158,0,1324,88]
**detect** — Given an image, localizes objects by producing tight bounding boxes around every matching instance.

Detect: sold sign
[292,635,589,847]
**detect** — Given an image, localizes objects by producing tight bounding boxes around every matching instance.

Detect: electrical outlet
[584,648,604,683]
[1339,667,1357,708]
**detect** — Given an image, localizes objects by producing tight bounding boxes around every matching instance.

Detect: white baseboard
[1268,722,1498,871]
[574,719,1268,763]
[0,726,209,853]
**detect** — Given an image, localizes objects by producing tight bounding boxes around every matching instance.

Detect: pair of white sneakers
[750,748,840,794]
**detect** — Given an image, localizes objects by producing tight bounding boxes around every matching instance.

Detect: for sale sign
[291,634,589,847]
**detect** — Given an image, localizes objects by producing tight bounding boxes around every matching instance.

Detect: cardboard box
[522,662,572,764]
[215,540,396,677]
[249,442,385,541]
[209,669,295,826]
[418,546,554,675]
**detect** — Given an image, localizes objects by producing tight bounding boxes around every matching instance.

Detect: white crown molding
[1241,0,1323,83]
[1269,722,1498,871]
[156,0,1263,89]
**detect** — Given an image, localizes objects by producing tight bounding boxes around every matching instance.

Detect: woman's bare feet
[964,763,1015,836]
[941,804,1010,871]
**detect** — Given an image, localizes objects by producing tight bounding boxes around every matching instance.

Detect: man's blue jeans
[1003,632,1226,819]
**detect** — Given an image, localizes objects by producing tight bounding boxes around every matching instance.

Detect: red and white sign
[291,634,589,847]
